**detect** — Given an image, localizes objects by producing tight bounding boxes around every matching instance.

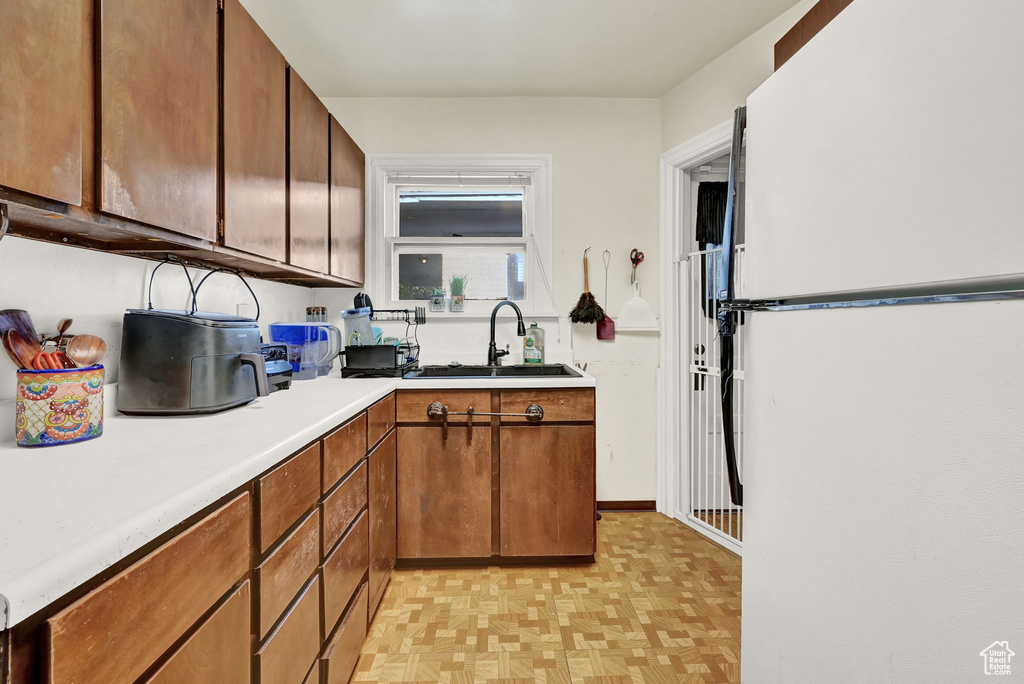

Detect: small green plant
[431,287,446,297]
[449,275,468,297]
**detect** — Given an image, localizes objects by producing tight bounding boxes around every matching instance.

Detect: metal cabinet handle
[426,401,545,441]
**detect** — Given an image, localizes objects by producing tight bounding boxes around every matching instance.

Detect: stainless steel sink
[404,364,582,379]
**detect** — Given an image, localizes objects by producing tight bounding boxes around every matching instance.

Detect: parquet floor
[353,512,742,683]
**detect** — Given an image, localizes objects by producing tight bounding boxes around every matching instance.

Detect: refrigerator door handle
[717,105,747,507]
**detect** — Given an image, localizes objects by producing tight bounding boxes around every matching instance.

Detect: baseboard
[597,500,656,512]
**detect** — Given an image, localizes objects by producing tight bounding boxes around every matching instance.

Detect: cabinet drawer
[259,442,321,553]
[323,413,367,492]
[367,392,396,446]
[396,390,492,423]
[256,509,321,639]
[144,581,251,684]
[500,389,595,422]
[320,583,368,684]
[323,460,367,553]
[323,511,368,633]
[48,493,251,684]
[257,575,321,684]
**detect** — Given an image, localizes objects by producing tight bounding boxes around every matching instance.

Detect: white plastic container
[341,307,374,346]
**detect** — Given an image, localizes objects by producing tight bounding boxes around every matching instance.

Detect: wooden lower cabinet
[323,511,368,632]
[368,431,397,613]
[258,441,321,553]
[397,426,492,558]
[322,460,367,552]
[256,575,321,684]
[256,509,321,639]
[144,582,251,684]
[320,583,368,684]
[500,425,596,556]
[47,493,251,684]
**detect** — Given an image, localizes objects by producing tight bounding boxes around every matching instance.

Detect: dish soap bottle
[524,322,544,364]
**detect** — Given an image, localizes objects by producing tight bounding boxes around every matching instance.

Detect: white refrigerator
[737,0,1024,681]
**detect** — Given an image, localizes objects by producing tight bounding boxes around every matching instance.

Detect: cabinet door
[368,431,396,612]
[99,0,218,240]
[0,0,84,205]
[223,0,287,260]
[288,69,329,273]
[500,426,596,556]
[397,426,492,558]
[144,582,250,684]
[329,116,365,283]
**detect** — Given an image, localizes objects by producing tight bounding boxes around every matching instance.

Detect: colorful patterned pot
[16,365,104,447]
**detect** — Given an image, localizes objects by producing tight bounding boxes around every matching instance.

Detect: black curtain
[696,182,728,318]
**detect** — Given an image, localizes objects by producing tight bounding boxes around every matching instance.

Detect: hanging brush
[569,247,606,323]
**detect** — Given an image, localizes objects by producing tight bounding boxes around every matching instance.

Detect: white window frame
[366,154,554,317]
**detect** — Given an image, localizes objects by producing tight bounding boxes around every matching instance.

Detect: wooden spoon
[2,330,26,367]
[66,334,107,367]
[5,330,41,369]
[55,318,73,349]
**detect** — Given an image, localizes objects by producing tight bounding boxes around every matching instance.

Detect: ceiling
[238,0,801,99]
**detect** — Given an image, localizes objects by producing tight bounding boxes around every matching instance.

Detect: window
[367,155,553,315]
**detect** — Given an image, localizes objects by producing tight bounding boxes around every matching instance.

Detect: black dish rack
[340,306,425,378]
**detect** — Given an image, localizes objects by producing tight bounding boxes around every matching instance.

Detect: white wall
[316,97,662,501]
[0,238,313,401]
[660,0,813,152]
[742,0,1024,680]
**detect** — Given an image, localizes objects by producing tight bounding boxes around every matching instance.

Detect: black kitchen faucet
[487,301,526,365]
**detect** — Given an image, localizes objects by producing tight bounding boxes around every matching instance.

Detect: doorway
[657,121,745,555]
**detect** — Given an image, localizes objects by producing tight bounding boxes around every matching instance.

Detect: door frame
[656,120,735,525]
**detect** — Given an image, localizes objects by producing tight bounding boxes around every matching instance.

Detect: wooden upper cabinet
[288,69,330,273]
[0,0,84,205]
[223,0,287,261]
[98,0,218,240]
[330,116,365,283]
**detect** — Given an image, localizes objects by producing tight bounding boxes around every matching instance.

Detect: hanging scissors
[629,248,645,284]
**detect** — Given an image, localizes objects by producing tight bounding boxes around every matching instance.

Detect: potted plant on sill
[449,275,468,312]
[430,287,446,312]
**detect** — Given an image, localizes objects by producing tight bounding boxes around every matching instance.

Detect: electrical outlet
[236,303,252,318]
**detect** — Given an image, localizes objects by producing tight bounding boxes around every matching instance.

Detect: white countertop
[0,367,594,629]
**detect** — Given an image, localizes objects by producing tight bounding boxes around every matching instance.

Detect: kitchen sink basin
[492,365,581,377]
[404,364,582,379]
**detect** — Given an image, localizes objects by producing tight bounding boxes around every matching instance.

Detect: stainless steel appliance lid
[125,309,259,328]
